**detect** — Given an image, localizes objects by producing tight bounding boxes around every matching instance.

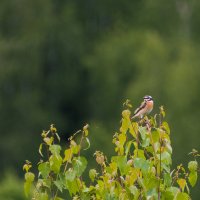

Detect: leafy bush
[23,102,199,199]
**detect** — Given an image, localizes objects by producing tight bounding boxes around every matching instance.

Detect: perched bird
[132,95,154,119]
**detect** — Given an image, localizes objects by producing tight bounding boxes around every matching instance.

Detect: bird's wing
[134,101,146,115]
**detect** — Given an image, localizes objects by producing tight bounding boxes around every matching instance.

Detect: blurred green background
[0,0,200,199]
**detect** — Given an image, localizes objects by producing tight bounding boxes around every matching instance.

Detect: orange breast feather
[146,101,153,111]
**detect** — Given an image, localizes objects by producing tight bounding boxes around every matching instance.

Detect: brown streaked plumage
[132,95,153,119]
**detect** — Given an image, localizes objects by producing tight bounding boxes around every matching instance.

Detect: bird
[131,95,154,119]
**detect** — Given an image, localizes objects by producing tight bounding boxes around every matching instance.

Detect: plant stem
[158,139,162,200]
[158,114,162,200]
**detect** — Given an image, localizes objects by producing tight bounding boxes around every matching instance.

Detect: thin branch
[158,114,162,200]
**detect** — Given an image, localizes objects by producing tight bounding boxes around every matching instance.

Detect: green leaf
[134,149,145,159]
[177,178,186,191]
[55,132,61,142]
[185,182,190,194]
[89,169,97,182]
[141,137,150,148]
[151,130,160,143]
[43,137,54,146]
[63,149,73,163]
[49,144,61,156]
[162,190,174,200]
[120,118,129,135]
[129,122,137,138]
[50,124,57,132]
[39,143,44,157]
[38,192,48,200]
[65,169,76,181]
[125,141,132,156]
[97,180,104,192]
[39,178,51,188]
[188,161,198,172]
[129,185,139,199]
[24,172,35,197]
[138,126,147,140]
[134,158,150,173]
[138,124,149,148]
[154,142,160,153]
[72,145,80,155]
[122,109,131,119]
[164,172,172,187]
[166,187,179,198]
[83,124,89,136]
[49,154,62,174]
[111,156,129,175]
[159,151,172,165]
[125,168,138,186]
[24,181,32,197]
[118,133,126,152]
[166,142,172,154]
[145,146,154,154]
[146,188,158,199]
[82,186,95,193]
[161,163,170,173]
[25,172,35,182]
[54,180,64,192]
[188,171,197,187]
[83,137,90,150]
[176,192,190,200]
[137,177,145,190]
[23,163,32,172]
[72,156,87,177]
[160,106,166,118]
[38,162,50,179]
[106,162,118,176]
[162,121,170,134]
[143,173,159,190]
[65,179,79,196]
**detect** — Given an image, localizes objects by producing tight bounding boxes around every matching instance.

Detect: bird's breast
[146,101,154,110]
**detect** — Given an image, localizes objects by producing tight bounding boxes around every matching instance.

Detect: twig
[158,139,162,200]
[158,114,162,200]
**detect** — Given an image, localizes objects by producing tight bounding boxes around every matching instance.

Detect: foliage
[23,103,199,199]
[1,4,200,199]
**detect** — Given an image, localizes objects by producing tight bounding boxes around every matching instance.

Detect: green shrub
[23,102,199,199]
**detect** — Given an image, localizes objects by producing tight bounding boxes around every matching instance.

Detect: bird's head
[143,95,153,102]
